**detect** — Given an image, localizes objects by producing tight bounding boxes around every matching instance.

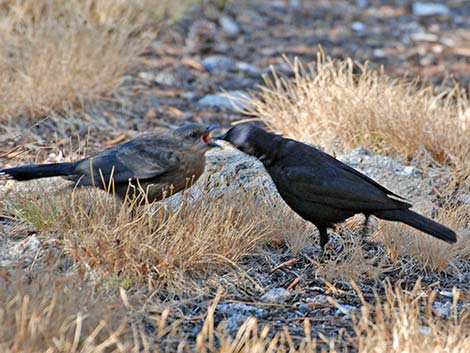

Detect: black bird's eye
[188,132,197,138]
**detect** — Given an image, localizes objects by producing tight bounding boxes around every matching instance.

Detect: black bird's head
[214,123,263,156]
[173,123,220,150]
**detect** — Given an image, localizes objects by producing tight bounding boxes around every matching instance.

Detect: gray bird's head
[214,123,263,156]
[173,123,220,150]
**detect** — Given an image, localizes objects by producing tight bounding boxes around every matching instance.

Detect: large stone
[197,91,251,111]
[412,2,450,16]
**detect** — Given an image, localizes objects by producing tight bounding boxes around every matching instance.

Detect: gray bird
[1,123,219,202]
[216,123,457,252]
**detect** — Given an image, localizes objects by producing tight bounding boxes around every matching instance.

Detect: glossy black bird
[216,123,457,252]
[1,124,219,202]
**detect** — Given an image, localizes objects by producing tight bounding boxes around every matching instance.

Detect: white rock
[419,325,432,335]
[198,91,250,110]
[219,16,240,36]
[410,32,439,42]
[261,288,291,303]
[351,21,366,32]
[412,2,450,16]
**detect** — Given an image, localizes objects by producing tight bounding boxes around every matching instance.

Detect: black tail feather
[0,162,75,181]
[374,209,457,243]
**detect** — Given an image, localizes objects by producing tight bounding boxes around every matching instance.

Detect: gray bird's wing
[278,164,411,212]
[73,135,180,186]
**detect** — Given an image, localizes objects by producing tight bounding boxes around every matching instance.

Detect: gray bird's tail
[0,162,75,181]
[374,209,457,243]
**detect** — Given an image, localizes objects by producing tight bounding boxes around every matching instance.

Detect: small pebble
[261,288,291,304]
[202,55,235,72]
[351,21,366,32]
[219,15,241,36]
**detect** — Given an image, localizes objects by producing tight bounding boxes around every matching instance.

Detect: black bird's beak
[203,125,221,148]
[213,132,228,141]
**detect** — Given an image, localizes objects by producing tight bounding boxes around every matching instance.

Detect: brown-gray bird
[216,123,457,253]
[0,123,219,202]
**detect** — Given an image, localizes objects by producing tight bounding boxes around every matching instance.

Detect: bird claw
[314,239,344,261]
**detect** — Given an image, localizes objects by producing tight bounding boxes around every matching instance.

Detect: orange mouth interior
[202,132,211,144]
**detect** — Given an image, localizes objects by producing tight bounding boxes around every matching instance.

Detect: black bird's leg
[318,225,329,256]
[361,214,370,239]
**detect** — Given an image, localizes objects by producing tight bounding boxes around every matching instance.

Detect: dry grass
[246,53,470,186]
[0,0,188,120]
[2,179,294,293]
[0,270,137,353]
[379,200,470,273]
[2,268,468,352]
[352,280,470,353]
[135,281,470,352]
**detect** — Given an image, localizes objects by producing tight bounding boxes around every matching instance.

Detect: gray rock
[399,165,420,177]
[439,290,454,298]
[334,304,357,318]
[433,301,452,318]
[458,194,470,204]
[201,55,235,72]
[138,71,156,83]
[261,63,294,76]
[181,91,196,100]
[154,70,176,86]
[217,303,266,334]
[412,2,449,16]
[0,234,42,267]
[373,49,386,58]
[261,287,291,303]
[295,303,311,314]
[197,91,250,110]
[351,21,366,32]
[307,294,329,305]
[236,62,261,76]
[419,325,432,335]
[219,15,240,36]
[410,32,439,42]
[356,0,368,8]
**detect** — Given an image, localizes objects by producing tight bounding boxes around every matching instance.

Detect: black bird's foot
[315,238,344,261]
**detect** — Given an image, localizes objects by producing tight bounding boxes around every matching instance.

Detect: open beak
[213,132,228,141]
[202,125,221,148]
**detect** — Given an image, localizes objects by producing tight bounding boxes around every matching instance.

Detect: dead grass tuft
[0,0,187,120]
[3,181,290,294]
[379,200,470,273]
[246,53,470,186]
[0,270,137,353]
[352,279,470,353]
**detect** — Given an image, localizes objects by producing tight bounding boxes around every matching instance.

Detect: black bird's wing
[73,135,180,186]
[319,151,407,200]
[278,162,411,212]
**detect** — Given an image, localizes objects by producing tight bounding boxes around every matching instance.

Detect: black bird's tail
[0,162,75,181]
[374,209,457,243]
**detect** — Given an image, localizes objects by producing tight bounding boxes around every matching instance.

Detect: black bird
[1,124,219,202]
[216,123,457,252]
